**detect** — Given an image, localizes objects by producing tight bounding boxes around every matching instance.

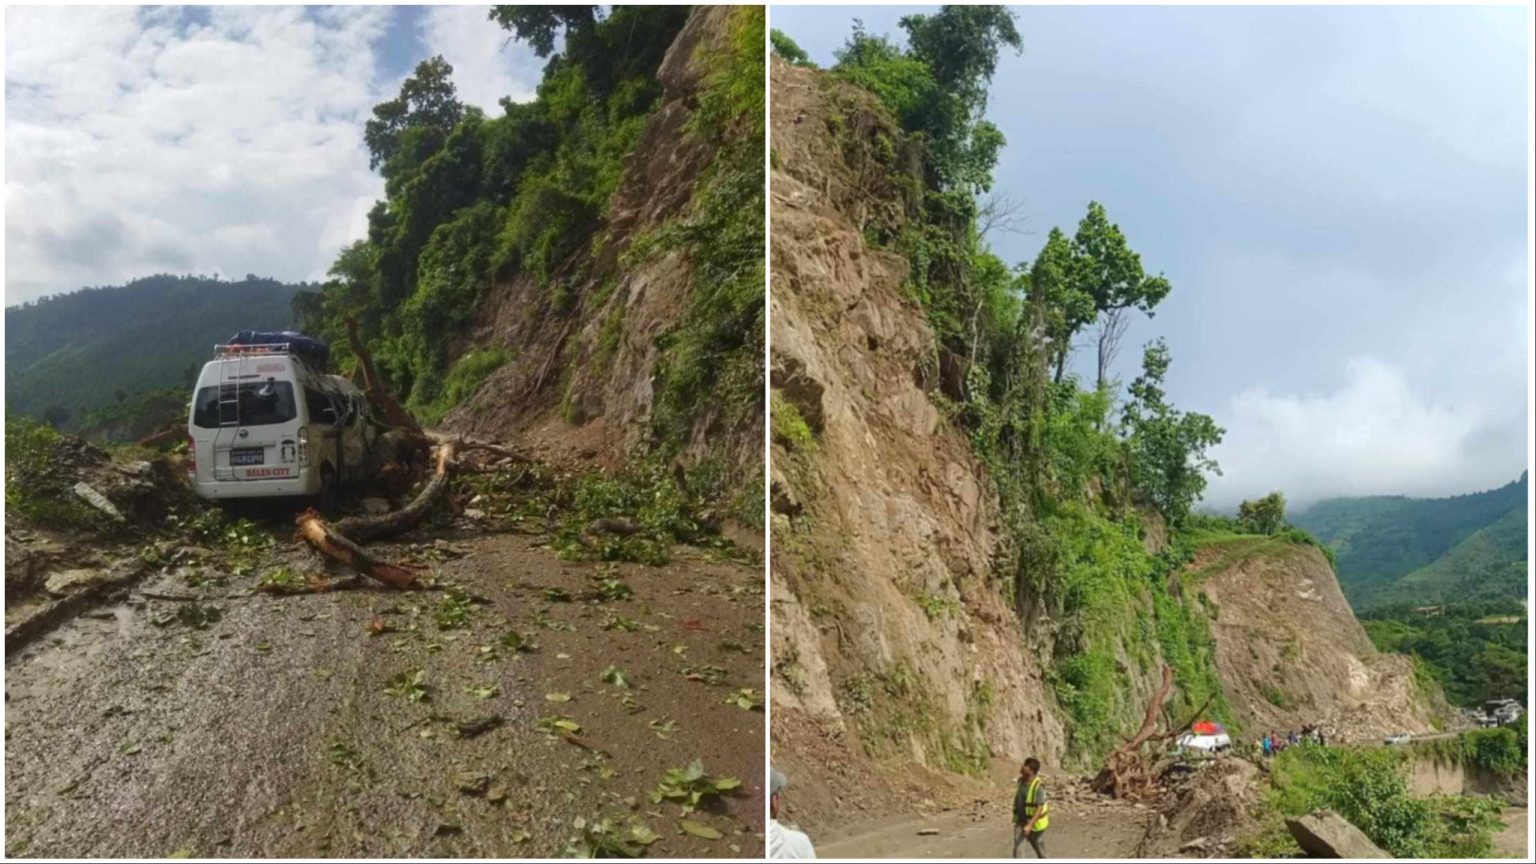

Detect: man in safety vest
[1012,757,1050,858]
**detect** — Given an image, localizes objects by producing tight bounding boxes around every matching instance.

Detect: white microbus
[187,341,376,508]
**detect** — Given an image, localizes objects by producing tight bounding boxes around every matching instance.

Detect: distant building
[1472,699,1524,727]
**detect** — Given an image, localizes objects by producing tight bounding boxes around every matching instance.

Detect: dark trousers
[1013,827,1046,858]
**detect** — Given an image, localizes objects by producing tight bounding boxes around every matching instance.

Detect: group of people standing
[1259,724,1325,757]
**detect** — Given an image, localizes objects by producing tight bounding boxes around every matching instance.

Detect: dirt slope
[768,57,1065,833]
[1193,538,1451,742]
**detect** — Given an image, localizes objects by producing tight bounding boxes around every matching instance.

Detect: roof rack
[214,343,293,357]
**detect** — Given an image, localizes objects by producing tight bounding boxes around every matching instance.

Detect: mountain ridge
[5,274,304,429]
[1292,472,1528,609]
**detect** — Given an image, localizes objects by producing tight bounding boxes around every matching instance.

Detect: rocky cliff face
[769,58,1066,826]
[446,7,761,486]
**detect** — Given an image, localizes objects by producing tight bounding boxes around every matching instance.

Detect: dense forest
[4,274,304,435]
[1294,473,1528,609]
[292,2,765,473]
[774,10,1248,758]
[1360,599,1527,707]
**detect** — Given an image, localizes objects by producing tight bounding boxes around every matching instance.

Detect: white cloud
[418,5,544,114]
[4,5,392,303]
[1204,356,1525,508]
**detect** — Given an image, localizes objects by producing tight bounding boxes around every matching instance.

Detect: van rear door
[191,356,302,482]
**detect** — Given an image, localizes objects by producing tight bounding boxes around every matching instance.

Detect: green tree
[1122,339,1224,524]
[1477,642,1525,700]
[834,6,1021,193]
[1238,491,1287,535]
[363,56,464,173]
[489,5,599,57]
[41,404,70,428]
[900,6,1021,116]
[770,29,815,67]
[1024,228,1095,383]
[1071,202,1172,387]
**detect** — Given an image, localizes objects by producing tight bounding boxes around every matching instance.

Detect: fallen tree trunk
[345,316,424,439]
[294,509,420,588]
[332,441,456,544]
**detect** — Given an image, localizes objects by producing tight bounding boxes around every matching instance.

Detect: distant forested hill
[5,274,305,430]
[1293,473,1529,609]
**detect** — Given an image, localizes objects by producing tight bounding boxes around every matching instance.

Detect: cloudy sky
[4,4,545,304]
[773,4,1530,508]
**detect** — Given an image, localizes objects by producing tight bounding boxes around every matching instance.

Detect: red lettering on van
[245,467,291,478]
[256,362,285,373]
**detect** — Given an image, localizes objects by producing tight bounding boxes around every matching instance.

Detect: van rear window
[192,381,298,429]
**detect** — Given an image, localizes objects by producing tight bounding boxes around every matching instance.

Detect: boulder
[1285,810,1390,858]
[44,568,114,598]
[72,482,126,522]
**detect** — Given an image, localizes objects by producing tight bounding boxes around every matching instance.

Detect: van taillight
[187,435,197,474]
[297,427,310,466]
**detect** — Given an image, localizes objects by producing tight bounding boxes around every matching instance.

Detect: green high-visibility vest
[1024,777,1050,831]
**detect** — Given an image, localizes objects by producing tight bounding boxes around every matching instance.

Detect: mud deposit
[5,525,765,858]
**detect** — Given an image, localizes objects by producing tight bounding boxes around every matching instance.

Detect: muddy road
[4,524,765,858]
[811,789,1149,859]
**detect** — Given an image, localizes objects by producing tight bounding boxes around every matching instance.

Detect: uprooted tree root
[1091,665,1215,800]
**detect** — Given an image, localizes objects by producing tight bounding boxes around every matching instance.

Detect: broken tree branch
[294,508,421,588]
[1148,694,1216,745]
[453,438,533,464]
[136,423,184,449]
[345,316,425,439]
[1120,665,1176,754]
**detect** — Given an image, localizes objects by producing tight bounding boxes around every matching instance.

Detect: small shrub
[770,393,815,450]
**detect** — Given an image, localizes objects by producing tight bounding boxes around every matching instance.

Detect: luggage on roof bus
[226,330,331,370]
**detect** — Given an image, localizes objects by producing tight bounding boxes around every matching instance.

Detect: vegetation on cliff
[1241,741,1508,858]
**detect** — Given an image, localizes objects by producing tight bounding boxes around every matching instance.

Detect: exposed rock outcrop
[769,57,1064,831]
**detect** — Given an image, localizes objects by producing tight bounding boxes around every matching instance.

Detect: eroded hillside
[769,58,1066,823]
[767,54,1452,836]
[297,6,764,520]
[1193,538,1447,740]
[448,6,764,493]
